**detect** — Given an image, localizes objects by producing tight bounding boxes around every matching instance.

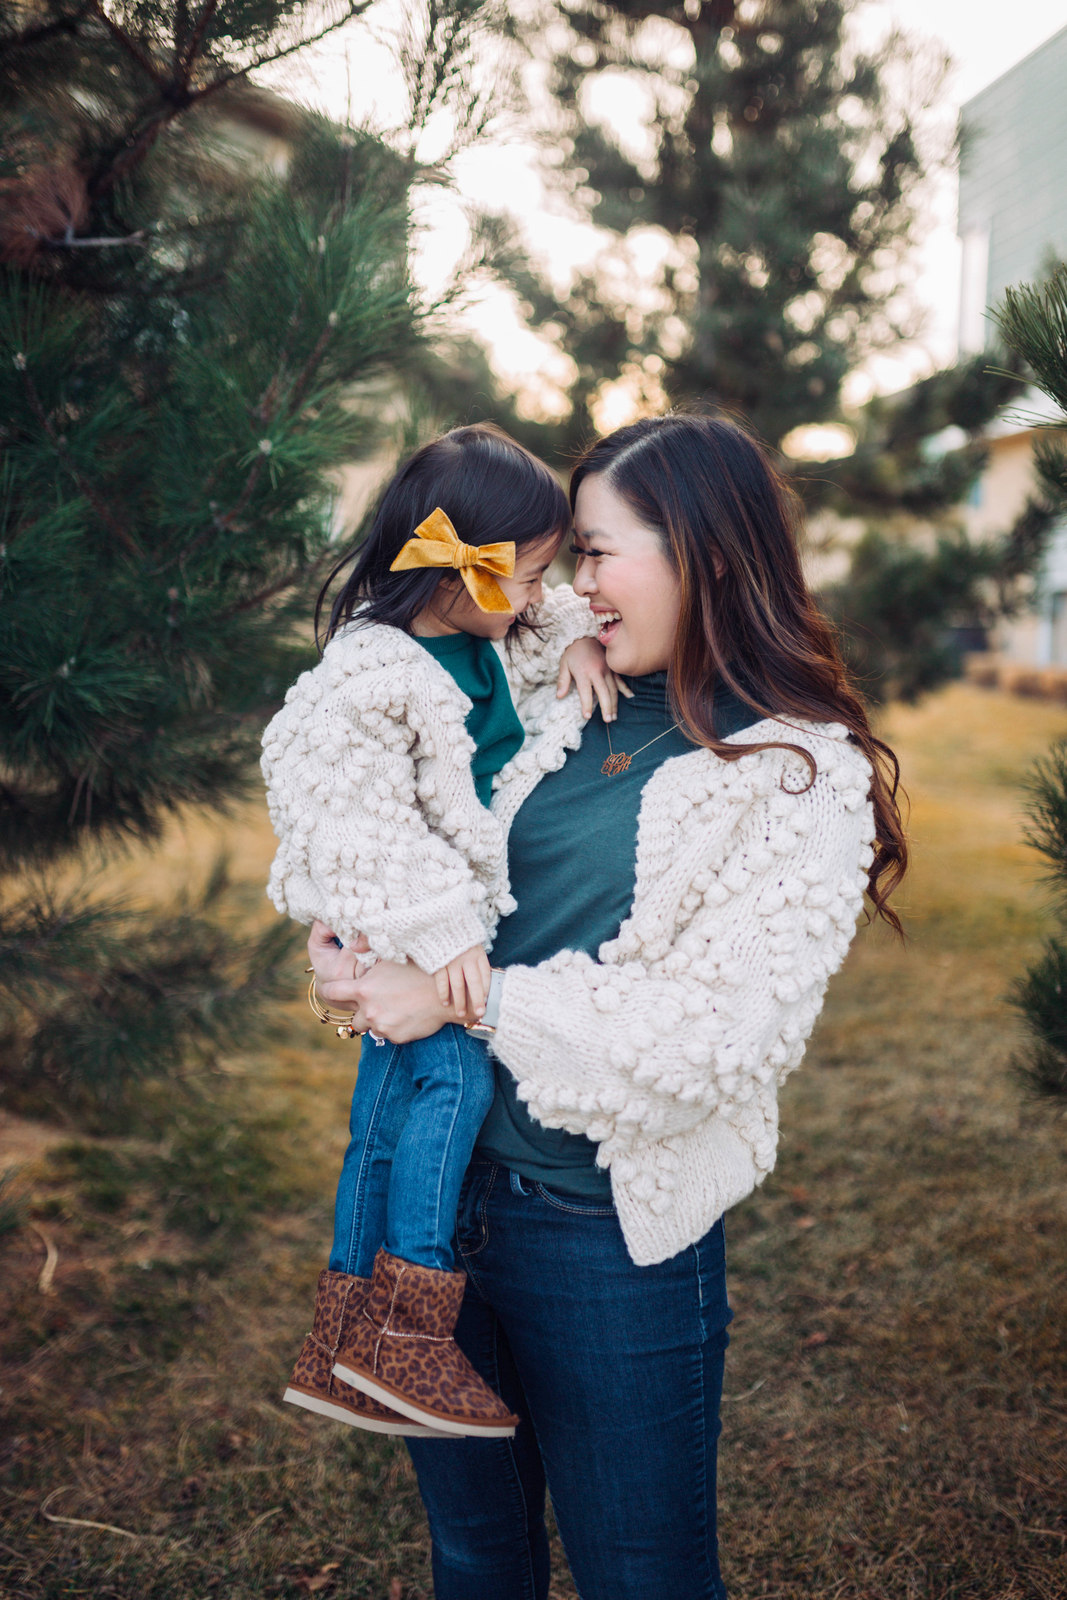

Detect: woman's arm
[314,747,874,1137]
[488,752,875,1159]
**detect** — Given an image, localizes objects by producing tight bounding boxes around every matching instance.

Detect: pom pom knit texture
[262,587,876,1267]
[261,587,600,976]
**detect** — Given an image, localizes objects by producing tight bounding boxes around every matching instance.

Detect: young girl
[262,424,617,1441]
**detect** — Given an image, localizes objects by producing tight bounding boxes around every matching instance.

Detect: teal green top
[477,671,760,1198]
[415,632,524,807]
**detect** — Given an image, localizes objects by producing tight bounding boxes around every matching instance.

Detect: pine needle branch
[0,870,303,1108]
[209,2,377,81]
[15,359,143,561]
[995,264,1067,416]
[220,459,268,529]
[150,310,336,579]
[178,0,220,84]
[282,315,337,419]
[90,105,186,200]
[1021,741,1067,898]
[89,4,376,198]
[221,566,317,618]
[86,0,167,87]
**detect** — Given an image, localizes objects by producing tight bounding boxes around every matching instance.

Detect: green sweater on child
[415,632,524,807]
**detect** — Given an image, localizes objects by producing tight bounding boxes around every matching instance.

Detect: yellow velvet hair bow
[388,506,516,614]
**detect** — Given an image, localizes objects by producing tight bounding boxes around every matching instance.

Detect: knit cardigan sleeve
[262,647,505,974]
[490,734,875,1162]
[500,584,601,704]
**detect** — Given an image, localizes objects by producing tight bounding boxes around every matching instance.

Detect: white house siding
[956,31,1067,672]
[958,24,1067,353]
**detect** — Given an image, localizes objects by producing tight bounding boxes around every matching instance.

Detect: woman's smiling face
[571,474,682,677]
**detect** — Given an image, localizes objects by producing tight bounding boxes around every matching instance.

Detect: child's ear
[432,574,466,617]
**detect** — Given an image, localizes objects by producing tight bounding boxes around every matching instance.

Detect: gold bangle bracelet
[307,976,364,1041]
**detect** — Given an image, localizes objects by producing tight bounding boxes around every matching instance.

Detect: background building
[957,24,1067,670]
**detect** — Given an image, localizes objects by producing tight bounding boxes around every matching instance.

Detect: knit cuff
[378,888,491,976]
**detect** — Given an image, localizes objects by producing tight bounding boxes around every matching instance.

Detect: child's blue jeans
[328,1025,494,1276]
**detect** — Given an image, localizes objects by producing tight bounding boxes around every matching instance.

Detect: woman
[308,413,906,1599]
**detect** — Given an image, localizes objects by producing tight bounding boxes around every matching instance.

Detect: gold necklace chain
[601,718,681,776]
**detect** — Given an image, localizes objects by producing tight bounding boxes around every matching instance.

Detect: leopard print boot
[332,1248,520,1438]
[283,1267,451,1437]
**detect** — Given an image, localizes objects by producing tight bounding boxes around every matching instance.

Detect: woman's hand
[308,920,469,1042]
[557,636,634,722]
[356,958,469,1043]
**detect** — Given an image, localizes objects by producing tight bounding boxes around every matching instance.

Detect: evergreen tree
[500,0,931,452]
[995,265,1067,1101]
[1010,742,1067,1101]
[483,0,1055,705]
[819,505,1055,704]
[818,355,1026,518]
[0,0,494,1116]
[485,0,1054,702]
[817,351,1058,703]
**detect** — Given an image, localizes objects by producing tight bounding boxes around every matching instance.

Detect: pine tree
[995,265,1067,1101]
[817,351,1058,703]
[499,0,932,452]
[483,0,1056,703]
[0,0,495,1116]
[1010,743,1067,1101]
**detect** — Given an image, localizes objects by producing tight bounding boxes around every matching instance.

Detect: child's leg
[331,1029,517,1437]
[290,1037,460,1436]
[329,1035,416,1280]
[384,1025,495,1271]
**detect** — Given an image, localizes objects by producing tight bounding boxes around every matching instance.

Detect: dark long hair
[317,423,570,646]
[570,413,908,935]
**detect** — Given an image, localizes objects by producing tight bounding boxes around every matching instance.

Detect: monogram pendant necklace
[601,719,681,776]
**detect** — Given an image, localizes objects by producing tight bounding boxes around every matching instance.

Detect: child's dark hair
[317,423,569,648]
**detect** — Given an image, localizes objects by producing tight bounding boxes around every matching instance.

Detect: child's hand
[434,945,491,1022]
[309,921,359,983]
[309,922,375,979]
[557,636,634,722]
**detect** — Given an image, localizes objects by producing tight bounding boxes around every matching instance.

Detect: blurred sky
[882,0,1065,101]
[266,2,1067,417]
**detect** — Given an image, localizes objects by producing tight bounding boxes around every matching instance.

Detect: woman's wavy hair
[570,412,908,935]
[317,422,570,647]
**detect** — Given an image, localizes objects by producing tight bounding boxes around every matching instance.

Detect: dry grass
[2,681,1066,1599]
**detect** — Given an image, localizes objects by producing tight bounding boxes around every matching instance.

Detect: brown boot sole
[282,1383,453,1439]
[331,1360,518,1438]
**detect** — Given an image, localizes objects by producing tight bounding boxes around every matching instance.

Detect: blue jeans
[406,1159,732,1600]
[329,1027,494,1276]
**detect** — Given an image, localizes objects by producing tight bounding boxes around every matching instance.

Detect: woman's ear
[711,548,727,580]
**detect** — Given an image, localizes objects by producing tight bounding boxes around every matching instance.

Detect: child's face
[428,532,563,640]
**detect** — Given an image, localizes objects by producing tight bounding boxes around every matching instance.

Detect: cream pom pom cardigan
[263,586,876,1267]
[261,587,599,976]
[487,664,875,1265]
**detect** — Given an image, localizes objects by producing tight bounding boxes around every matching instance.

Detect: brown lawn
[1,681,1065,1599]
